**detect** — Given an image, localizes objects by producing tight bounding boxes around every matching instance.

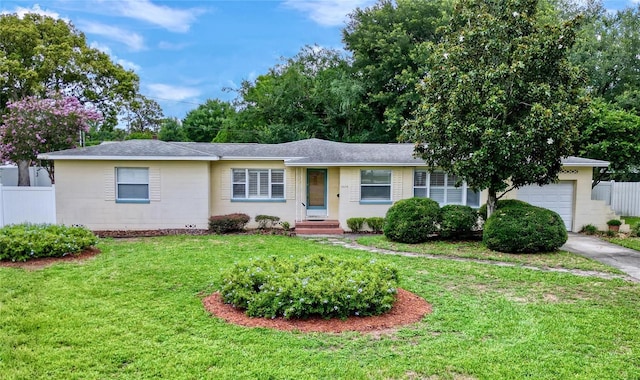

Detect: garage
[517,181,575,231]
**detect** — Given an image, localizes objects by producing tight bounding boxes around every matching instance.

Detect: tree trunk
[486,188,498,219]
[17,160,31,186]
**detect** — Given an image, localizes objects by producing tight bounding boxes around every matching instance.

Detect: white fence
[592,181,640,216]
[0,185,56,227]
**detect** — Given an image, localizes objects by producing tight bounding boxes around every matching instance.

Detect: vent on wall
[560,169,579,174]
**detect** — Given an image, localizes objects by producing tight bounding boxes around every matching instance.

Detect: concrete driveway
[562,233,640,281]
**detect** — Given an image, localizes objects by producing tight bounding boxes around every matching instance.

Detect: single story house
[38,138,619,233]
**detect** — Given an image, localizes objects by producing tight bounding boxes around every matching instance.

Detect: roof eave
[36,154,219,161]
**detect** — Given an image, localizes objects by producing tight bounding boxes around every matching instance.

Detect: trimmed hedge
[208,213,250,234]
[255,215,280,229]
[366,217,385,233]
[383,197,441,243]
[483,201,568,253]
[478,199,530,221]
[346,217,366,232]
[0,223,97,262]
[220,255,399,319]
[440,205,478,239]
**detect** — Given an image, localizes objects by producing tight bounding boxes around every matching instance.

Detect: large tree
[343,0,452,142]
[0,95,102,184]
[403,0,586,217]
[182,99,235,142]
[0,13,139,128]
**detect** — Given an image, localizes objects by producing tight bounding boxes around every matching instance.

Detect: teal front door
[307,169,327,217]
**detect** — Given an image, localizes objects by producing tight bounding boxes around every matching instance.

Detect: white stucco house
[38,138,619,233]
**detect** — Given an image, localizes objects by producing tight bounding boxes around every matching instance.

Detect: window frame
[115,167,150,203]
[360,169,392,203]
[413,169,480,207]
[231,168,285,201]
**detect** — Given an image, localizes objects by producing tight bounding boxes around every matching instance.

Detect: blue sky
[1,0,637,119]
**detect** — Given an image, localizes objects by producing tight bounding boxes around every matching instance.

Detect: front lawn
[622,216,640,227]
[356,235,622,273]
[607,236,640,252]
[1,235,639,379]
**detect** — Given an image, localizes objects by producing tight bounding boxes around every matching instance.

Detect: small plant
[280,221,291,231]
[605,229,617,237]
[366,217,385,233]
[208,213,250,234]
[439,205,478,239]
[607,219,622,226]
[384,197,442,244]
[581,224,598,235]
[255,215,281,229]
[220,255,399,319]
[346,217,366,232]
[0,223,97,262]
[631,223,640,237]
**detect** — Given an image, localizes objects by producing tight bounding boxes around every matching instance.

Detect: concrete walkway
[562,233,640,281]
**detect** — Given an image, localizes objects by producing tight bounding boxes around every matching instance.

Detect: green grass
[1,235,639,379]
[622,216,640,228]
[607,237,640,251]
[356,235,622,273]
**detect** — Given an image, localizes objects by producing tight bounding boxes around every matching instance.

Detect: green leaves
[404,0,585,200]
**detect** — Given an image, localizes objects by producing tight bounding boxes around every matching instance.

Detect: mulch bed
[202,288,432,334]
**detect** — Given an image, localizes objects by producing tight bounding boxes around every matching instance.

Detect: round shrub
[483,202,568,253]
[0,223,97,262]
[439,205,478,239]
[383,197,442,243]
[478,199,531,221]
[220,255,399,319]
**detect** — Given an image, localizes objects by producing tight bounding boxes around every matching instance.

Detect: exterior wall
[55,160,210,230]
[210,160,298,228]
[502,167,620,232]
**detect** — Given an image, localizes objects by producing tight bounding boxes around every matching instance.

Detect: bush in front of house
[366,217,385,233]
[383,197,442,244]
[220,255,399,319]
[255,215,280,229]
[483,201,567,253]
[439,205,478,239]
[208,213,250,234]
[0,223,97,262]
[478,199,531,221]
[346,217,366,232]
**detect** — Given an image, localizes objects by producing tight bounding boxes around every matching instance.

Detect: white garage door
[517,181,574,231]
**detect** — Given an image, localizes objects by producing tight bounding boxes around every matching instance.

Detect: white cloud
[1,4,67,21]
[282,0,376,27]
[110,0,204,33]
[147,83,201,101]
[79,21,144,51]
[90,42,142,71]
[158,41,190,50]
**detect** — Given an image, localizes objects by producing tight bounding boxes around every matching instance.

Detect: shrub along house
[38,138,620,234]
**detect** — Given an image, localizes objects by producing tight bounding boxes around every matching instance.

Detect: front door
[306,169,327,217]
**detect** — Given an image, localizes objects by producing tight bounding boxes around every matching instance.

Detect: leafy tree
[0,13,139,129]
[122,94,164,133]
[158,117,187,142]
[403,0,585,217]
[570,5,640,103]
[0,95,102,184]
[576,99,640,185]
[182,99,235,142]
[343,0,452,142]
[232,46,375,143]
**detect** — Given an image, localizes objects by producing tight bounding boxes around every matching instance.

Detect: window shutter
[392,170,402,201]
[149,168,160,202]
[104,168,115,201]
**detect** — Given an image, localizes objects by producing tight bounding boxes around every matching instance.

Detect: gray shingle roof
[38,138,610,167]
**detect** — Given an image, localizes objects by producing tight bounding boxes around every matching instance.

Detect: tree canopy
[0,13,139,129]
[403,0,586,216]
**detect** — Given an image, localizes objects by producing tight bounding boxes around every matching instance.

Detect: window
[361,170,391,201]
[414,170,480,207]
[116,167,149,202]
[232,169,285,200]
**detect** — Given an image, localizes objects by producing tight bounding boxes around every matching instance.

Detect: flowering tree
[402,0,586,218]
[0,95,102,185]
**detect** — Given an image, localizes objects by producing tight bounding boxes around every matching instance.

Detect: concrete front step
[295,220,344,235]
